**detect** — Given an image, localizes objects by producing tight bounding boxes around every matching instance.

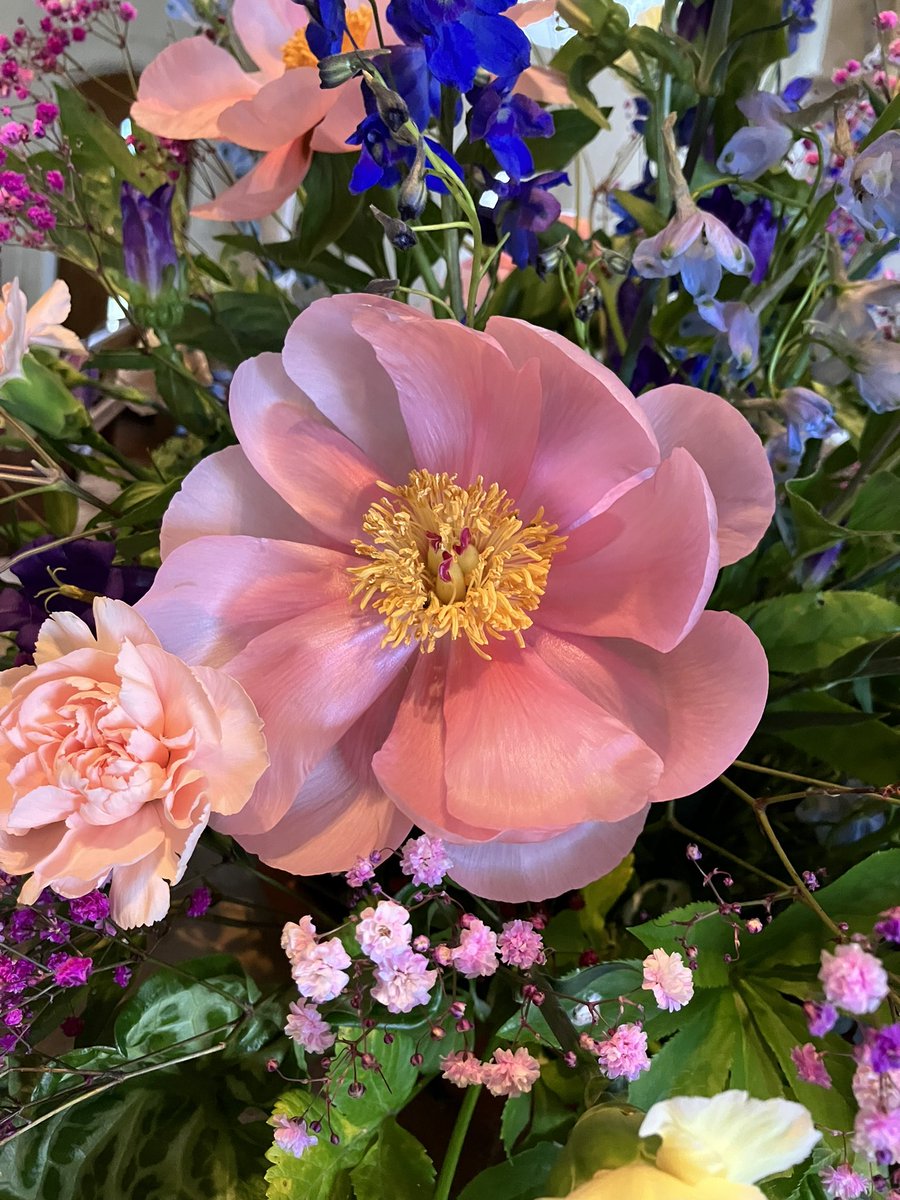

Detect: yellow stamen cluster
[349,470,566,658]
[282,7,373,70]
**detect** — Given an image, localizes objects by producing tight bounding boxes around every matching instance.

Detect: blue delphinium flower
[717,92,794,181]
[700,188,778,285]
[835,131,900,240]
[677,0,713,40]
[476,168,569,269]
[293,0,348,59]
[386,0,530,91]
[120,182,178,298]
[695,298,760,375]
[783,0,816,54]
[468,78,553,179]
[633,204,753,298]
[780,387,840,456]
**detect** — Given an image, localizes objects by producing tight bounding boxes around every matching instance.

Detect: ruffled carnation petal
[637,384,775,566]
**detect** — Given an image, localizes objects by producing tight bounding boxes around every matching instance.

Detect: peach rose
[0,598,268,928]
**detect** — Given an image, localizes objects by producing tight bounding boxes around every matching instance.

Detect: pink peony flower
[399,834,452,888]
[0,599,267,929]
[130,0,390,222]
[370,946,437,1013]
[819,943,889,1015]
[0,277,85,386]
[272,1115,317,1158]
[284,999,335,1054]
[791,1043,832,1089]
[642,948,695,1012]
[441,1050,484,1088]
[291,936,351,1003]
[597,1023,650,1081]
[138,295,773,902]
[482,1046,541,1098]
[355,899,412,963]
[498,919,545,969]
[451,917,500,979]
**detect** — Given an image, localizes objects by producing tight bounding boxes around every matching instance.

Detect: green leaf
[766,691,900,785]
[114,480,181,528]
[860,88,900,148]
[609,189,666,235]
[542,1106,642,1198]
[528,110,602,173]
[42,489,79,537]
[1,356,90,438]
[630,903,732,988]
[501,1093,533,1158]
[741,592,900,673]
[457,1145,561,1200]
[629,989,738,1110]
[57,85,151,187]
[626,25,694,82]
[578,856,635,940]
[297,155,366,263]
[847,471,900,533]
[784,482,847,556]
[350,1120,434,1200]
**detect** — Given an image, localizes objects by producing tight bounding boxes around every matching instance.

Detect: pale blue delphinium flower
[717,92,795,182]
[634,116,754,298]
[695,298,760,375]
[812,278,900,412]
[835,131,900,240]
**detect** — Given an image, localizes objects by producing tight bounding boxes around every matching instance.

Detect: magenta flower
[875,906,900,945]
[50,954,92,988]
[482,1046,541,1098]
[139,295,773,903]
[791,1043,832,1089]
[498,920,545,969]
[598,1023,650,1082]
[641,948,695,1012]
[819,944,889,1015]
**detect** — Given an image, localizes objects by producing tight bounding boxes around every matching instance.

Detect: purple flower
[875,907,900,945]
[476,167,569,269]
[272,1115,318,1159]
[0,954,37,1000]
[699,189,777,285]
[870,1025,900,1074]
[820,1164,871,1200]
[780,387,839,456]
[717,92,794,181]
[468,78,553,180]
[6,909,36,942]
[634,205,754,298]
[784,0,816,53]
[294,0,346,58]
[805,1001,839,1037]
[49,954,93,989]
[791,1042,832,1088]
[120,181,178,298]
[695,298,760,375]
[399,834,451,887]
[67,891,110,925]
[186,887,212,918]
[113,965,132,988]
[835,131,900,240]
[677,0,713,39]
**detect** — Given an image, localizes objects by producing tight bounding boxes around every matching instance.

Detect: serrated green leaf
[741,592,900,673]
[630,903,731,988]
[457,1144,561,1200]
[350,1120,434,1200]
[629,989,737,1110]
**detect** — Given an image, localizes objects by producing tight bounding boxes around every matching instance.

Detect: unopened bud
[331,1133,341,1145]
[360,1053,377,1069]
[413,935,430,953]
[575,287,602,322]
[366,75,410,134]
[564,1051,577,1068]
[383,1032,394,1044]
[686,843,702,861]
[430,1024,446,1040]
[347,1081,365,1098]
[535,235,568,280]
[398,141,427,221]
[365,277,399,296]
[310,1121,322,1133]
[370,205,417,250]
[456,1018,472,1032]
[449,1001,466,1019]
[410,1052,424,1066]
[265,1058,278,1072]
[318,49,374,88]
[746,918,763,934]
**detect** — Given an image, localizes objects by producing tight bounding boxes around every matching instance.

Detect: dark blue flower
[677,0,714,40]
[293,0,348,59]
[468,79,553,179]
[386,0,530,91]
[0,537,156,664]
[476,168,568,269]
[782,75,812,108]
[120,182,177,298]
[783,0,816,53]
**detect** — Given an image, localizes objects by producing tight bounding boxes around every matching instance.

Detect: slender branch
[433,1083,481,1200]
[733,760,856,792]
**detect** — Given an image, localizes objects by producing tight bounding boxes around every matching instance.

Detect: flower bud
[347,1081,365,1098]
[410,1052,424,1066]
[370,206,417,251]
[575,288,602,322]
[430,1024,446,1040]
[318,50,370,88]
[366,76,409,134]
[398,141,427,222]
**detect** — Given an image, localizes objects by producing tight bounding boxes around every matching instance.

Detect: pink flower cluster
[442,1046,541,1098]
[852,1036,900,1165]
[282,915,351,1003]
[641,948,694,1012]
[450,917,500,979]
[399,835,452,888]
[791,1042,832,1089]
[0,166,59,247]
[819,943,888,1015]
[596,1022,650,1081]
[819,1164,871,1200]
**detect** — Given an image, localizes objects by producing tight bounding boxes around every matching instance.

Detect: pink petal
[138,537,356,669]
[534,611,769,803]
[6,786,78,831]
[159,444,329,559]
[0,826,64,884]
[352,305,542,496]
[217,596,414,835]
[538,448,719,651]
[232,0,303,77]
[228,350,384,543]
[92,597,160,654]
[24,280,71,336]
[310,82,368,153]
[487,316,660,528]
[231,676,411,872]
[33,611,95,664]
[187,663,269,817]
[516,66,572,106]
[446,809,649,902]
[638,384,775,566]
[282,295,417,481]
[442,639,662,832]
[109,846,172,928]
[131,38,259,140]
[217,70,334,152]
[191,138,311,222]
[510,0,560,24]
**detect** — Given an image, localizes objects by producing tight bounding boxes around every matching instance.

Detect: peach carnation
[0,278,85,388]
[138,294,774,902]
[0,598,267,927]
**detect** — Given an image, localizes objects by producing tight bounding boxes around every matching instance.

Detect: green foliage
[1,357,91,439]
[350,1120,435,1200]
[542,1106,642,1197]
[742,592,900,674]
[457,1144,561,1200]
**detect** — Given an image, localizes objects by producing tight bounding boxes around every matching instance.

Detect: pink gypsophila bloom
[498,919,545,969]
[820,1165,871,1200]
[482,1047,541,1098]
[138,295,774,903]
[0,277,85,387]
[291,937,351,1003]
[399,834,452,887]
[0,599,267,928]
[877,10,899,29]
[641,948,695,1012]
[130,0,391,222]
[370,947,437,1013]
[854,1106,900,1164]
[451,918,500,978]
[272,1115,317,1159]
[355,899,411,963]
[597,1023,650,1081]
[819,943,889,1015]
[282,915,316,967]
[441,1050,484,1088]
[284,999,335,1054]
[791,1043,832,1089]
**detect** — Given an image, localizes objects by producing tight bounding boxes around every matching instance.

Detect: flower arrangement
[0,0,897,1197]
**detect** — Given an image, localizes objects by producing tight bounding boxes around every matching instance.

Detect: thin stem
[434,1083,481,1200]
[393,286,457,318]
[439,88,464,321]
[667,806,789,889]
[720,776,843,939]
[733,759,856,791]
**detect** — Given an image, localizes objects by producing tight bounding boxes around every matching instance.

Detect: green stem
[440,88,464,321]
[733,759,855,791]
[434,1084,481,1200]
